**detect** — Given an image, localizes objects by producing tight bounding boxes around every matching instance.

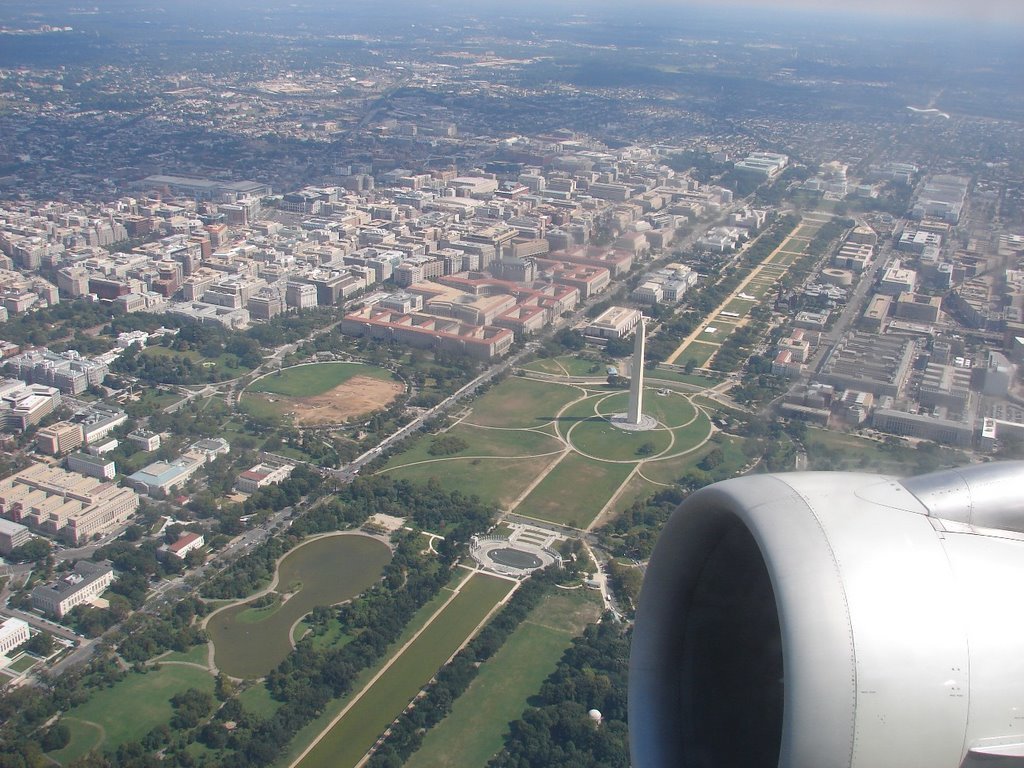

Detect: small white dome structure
[588,708,603,724]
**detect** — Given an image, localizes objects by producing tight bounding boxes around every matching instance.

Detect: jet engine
[629,462,1024,768]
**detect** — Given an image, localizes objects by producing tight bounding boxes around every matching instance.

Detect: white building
[126,429,161,452]
[587,306,642,340]
[235,461,295,494]
[67,452,116,481]
[166,532,204,559]
[0,617,29,655]
[31,561,115,618]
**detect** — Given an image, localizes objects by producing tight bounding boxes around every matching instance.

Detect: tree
[215,673,236,701]
[170,688,214,730]
[41,722,71,752]
[24,632,54,657]
[8,539,50,564]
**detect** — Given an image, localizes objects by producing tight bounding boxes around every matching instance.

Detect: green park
[384,371,718,530]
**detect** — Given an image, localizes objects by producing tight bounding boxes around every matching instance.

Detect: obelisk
[627,316,646,425]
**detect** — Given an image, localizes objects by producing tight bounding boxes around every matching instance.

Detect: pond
[206,534,392,678]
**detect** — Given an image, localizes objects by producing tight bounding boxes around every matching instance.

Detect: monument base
[610,413,658,432]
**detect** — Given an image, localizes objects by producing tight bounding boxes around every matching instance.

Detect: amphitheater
[470,524,562,577]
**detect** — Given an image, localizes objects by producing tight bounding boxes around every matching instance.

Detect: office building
[31,561,115,618]
[0,518,31,555]
[0,463,139,545]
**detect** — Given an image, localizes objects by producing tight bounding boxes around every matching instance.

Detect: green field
[638,433,747,486]
[142,345,253,377]
[385,455,560,510]
[385,425,563,468]
[51,665,216,765]
[7,654,37,673]
[514,453,634,528]
[804,427,968,474]
[672,341,719,368]
[405,589,601,768]
[238,682,282,719]
[248,362,394,398]
[296,573,514,768]
[720,298,757,316]
[568,417,673,461]
[645,369,719,388]
[206,535,391,678]
[465,377,581,428]
[158,644,209,666]
[700,320,738,338]
[610,472,667,514]
[592,390,698,428]
[521,356,606,377]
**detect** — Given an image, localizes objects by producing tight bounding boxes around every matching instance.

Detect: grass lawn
[588,390,697,428]
[50,719,103,765]
[646,369,720,388]
[405,589,601,768]
[238,682,282,719]
[142,345,253,377]
[465,377,580,428]
[610,472,665,516]
[159,644,209,666]
[746,281,777,299]
[53,665,215,765]
[384,454,559,510]
[296,573,514,768]
[385,425,563,469]
[568,418,673,462]
[673,342,719,368]
[556,391,608,425]
[122,387,183,416]
[721,298,757,316]
[249,362,394,398]
[803,427,968,474]
[514,453,634,528]
[7,654,37,673]
[700,320,738,338]
[639,433,747,486]
[522,355,605,377]
[237,393,287,422]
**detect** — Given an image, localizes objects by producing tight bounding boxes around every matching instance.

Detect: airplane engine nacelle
[629,462,1024,768]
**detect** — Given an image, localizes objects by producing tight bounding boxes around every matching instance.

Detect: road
[809,238,893,374]
[332,343,542,479]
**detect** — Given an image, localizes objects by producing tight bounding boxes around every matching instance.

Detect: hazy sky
[680,0,1024,25]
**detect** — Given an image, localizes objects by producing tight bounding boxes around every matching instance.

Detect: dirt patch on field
[263,375,404,426]
[294,375,404,425]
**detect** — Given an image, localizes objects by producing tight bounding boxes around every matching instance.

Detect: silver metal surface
[630,463,1024,768]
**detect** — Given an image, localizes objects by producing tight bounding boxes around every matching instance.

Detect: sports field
[244,362,403,425]
[294,572,514,768]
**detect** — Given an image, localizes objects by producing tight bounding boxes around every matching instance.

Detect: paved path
[665,221,813,366]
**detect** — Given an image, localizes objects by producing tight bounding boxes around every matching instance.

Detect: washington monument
[627,316,646,425]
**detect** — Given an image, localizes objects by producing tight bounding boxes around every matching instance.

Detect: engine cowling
[629,463,1024,768]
